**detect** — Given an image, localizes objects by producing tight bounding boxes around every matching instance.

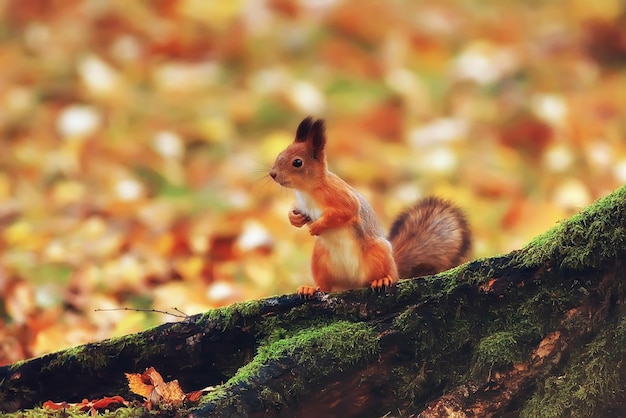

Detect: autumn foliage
[1,0,626,369]
[43,396,128,415]
[40,367,205,413]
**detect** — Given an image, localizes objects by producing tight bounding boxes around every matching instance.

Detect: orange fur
[270,117,471,295]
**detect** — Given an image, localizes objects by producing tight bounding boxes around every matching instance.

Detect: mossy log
[2,186,626,417]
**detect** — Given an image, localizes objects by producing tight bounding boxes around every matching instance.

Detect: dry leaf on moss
[43,395,127,413]
[126,367,185,408]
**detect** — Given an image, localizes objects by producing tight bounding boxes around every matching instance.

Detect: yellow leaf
[158,380,185,406]
[177,0,243,29]
[5,221,34,247]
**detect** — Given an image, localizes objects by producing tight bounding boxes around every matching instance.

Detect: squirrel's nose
[269,170,277,179]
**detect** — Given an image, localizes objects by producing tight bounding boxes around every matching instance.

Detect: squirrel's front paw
[297,285,321,299]
[289,210,310,228]
[308,221,323,236]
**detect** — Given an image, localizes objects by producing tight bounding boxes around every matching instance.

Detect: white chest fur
[319,228,363,288]
[294,191,364,288]
[295,191,322,221]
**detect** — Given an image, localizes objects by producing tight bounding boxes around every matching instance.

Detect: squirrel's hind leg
[366,239,399,291]
[370,276,395,290]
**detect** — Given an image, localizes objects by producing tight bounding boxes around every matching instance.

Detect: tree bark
[2,186,626,417]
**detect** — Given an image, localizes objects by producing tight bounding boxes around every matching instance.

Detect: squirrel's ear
[310,119,326,161]
[295,117,314,143]
[294,116,326,161]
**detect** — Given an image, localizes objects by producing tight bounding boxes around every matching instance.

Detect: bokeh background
[1,0,626,363]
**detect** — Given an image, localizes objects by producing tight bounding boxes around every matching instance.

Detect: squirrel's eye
[292,158,303,168]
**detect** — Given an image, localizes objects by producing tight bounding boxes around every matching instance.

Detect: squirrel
[269,117,471,297]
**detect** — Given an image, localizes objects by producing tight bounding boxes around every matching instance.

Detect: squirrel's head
[269,117,327,189]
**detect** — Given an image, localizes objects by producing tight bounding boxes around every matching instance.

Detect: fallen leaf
[43,400,69,410]
[154,379,185,406]
[90,395,127,411]
[126,371,153,400]
[43,396,127,413]
[185,390,204,403]
[145,366,165,387]
[127,366,186,408]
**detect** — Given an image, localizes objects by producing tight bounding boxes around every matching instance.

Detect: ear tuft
[294,117,326,161]
[295,117,314,143]
[310,119,326,160]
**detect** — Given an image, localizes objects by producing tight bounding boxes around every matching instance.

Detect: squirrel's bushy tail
[389,197,471,278]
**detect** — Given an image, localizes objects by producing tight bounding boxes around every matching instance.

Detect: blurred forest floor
[1,0,626,363]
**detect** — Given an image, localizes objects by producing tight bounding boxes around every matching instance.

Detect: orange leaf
[185,390,204,403]
[127,367,184,407]
[43,400,69,410]
[126,372,153,399]
[144,366,165,387]
[91,395,127,411]
[77,398,92,412]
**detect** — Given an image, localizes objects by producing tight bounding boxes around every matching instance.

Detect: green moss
[396,277,422,301]
[521,315,626,418]
[44,344,110,372]
[472,331,519,374]
[262,316,333,348]
[8,359,26,371]
[258,387,284,407]
[281,303,324,323]
[234,299,263,317]
[114,335,159,367]
[518,288,576,332]
[518,185,626,269]
[193,321,379,414]
[200,299,263,329]
[240,320,377,382]
[34,330,167,386]
[393,305,423,334]
[394,364,429,403]
[4,406,152,418]
[436,262,473,286]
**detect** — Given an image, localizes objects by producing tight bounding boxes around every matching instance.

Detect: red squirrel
[269,117,471,297]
